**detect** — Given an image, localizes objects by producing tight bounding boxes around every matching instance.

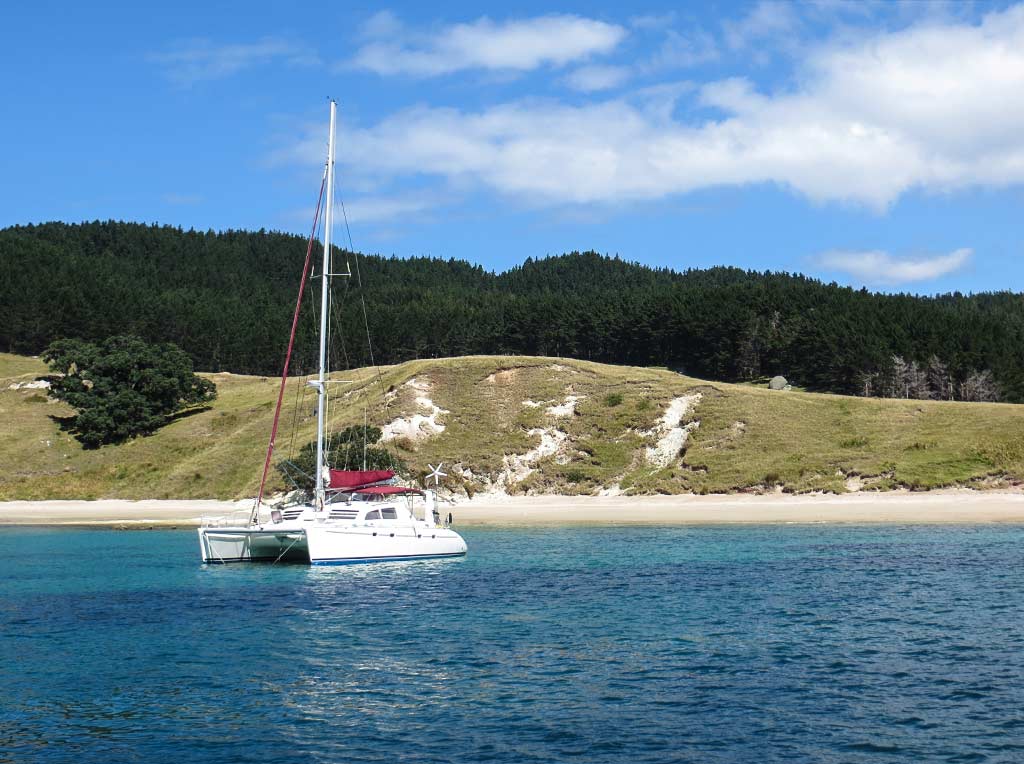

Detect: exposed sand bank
[2,490,1024,527]
[449,490,1024,525]
[0,500,244,527]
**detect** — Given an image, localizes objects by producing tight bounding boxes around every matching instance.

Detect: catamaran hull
[198,526,467,565]
[305,525,467,565]
[198,529,309,564]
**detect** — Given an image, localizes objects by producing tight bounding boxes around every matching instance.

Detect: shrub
[563,468,588,484]
[603,392,623,407]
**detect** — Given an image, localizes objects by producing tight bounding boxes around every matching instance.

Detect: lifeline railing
[200,509,256,528]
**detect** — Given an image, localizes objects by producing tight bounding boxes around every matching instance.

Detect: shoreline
[2,489,1024,527]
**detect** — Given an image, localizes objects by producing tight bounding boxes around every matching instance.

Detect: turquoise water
[2,525,1024,763]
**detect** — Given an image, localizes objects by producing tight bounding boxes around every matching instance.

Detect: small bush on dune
[563,468,588,484]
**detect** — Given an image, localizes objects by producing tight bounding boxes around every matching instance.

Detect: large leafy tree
[43,335,217,448]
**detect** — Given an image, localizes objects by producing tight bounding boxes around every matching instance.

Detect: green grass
[1,352,1022,499]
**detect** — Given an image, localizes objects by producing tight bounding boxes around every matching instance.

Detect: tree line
[2,221,1021,403]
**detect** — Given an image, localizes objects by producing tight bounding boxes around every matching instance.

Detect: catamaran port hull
[198,528,310,564]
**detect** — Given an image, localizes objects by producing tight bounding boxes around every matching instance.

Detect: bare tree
[906,359,930,399]
[926,355,953,400]
[882,355,910,398]
[959,369,1000,402]
[855,370,875,397]
[856,357,999,403]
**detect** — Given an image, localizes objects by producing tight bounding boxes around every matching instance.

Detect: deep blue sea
[2,525,1024,763]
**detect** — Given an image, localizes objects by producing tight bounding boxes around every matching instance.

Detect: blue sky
[3,0,1023,294]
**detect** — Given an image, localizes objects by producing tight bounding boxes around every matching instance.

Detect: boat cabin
[304,483,424,524]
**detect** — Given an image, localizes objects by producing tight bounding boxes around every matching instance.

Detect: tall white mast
[314,100,337,510]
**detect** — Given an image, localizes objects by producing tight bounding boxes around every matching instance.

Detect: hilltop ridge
[2,221,1023,401]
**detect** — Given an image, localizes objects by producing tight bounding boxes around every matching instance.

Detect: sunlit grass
[2,351,1022,499]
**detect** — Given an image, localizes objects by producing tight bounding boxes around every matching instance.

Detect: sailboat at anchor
[197,101,468,565]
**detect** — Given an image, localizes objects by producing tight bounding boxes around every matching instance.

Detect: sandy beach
[2,490,1024,527]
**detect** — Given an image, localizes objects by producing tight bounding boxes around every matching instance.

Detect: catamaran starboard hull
[304,525,467,565]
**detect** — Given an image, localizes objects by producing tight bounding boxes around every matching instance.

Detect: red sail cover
[328,469,395,489]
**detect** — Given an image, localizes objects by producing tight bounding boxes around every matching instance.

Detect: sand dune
[1,490,1023,527]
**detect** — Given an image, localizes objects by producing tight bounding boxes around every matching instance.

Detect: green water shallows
[2,525,1024,763]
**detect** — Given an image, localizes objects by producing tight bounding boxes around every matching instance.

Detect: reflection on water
[2,525,1024,762]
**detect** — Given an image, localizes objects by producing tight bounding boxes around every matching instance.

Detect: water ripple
[2,525,1024,763]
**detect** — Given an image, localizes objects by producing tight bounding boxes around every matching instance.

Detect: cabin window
[365,510,381,520]
[381,508,398,520]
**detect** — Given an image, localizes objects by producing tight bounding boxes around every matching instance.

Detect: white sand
[448,490,1024,525]
[0,500,242,527]
[381,377,448,442]
[2,490,1024,527]
[644,393,702,468]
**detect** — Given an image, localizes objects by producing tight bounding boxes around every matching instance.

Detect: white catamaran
[197,101,468,565]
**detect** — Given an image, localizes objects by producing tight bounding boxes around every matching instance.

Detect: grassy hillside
[2,352,1022,500]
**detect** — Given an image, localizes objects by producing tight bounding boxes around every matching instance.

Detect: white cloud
[562,27,715,93]
[644,29,719,70]
[329,99,691,204]
[563,65,630,92]
[282,194,442,233]
[816,248,972,284]
[151,38,317,85]
[720,0,905,57]
[337,195,439,224]
[351,14,626,77]
[723,1,802,50]
[292,5,1024,210]
[360,10,403,39]
[629,13,677,31]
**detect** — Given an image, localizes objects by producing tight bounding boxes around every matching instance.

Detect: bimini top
[328,469,395,489]
[351,485,424,496]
